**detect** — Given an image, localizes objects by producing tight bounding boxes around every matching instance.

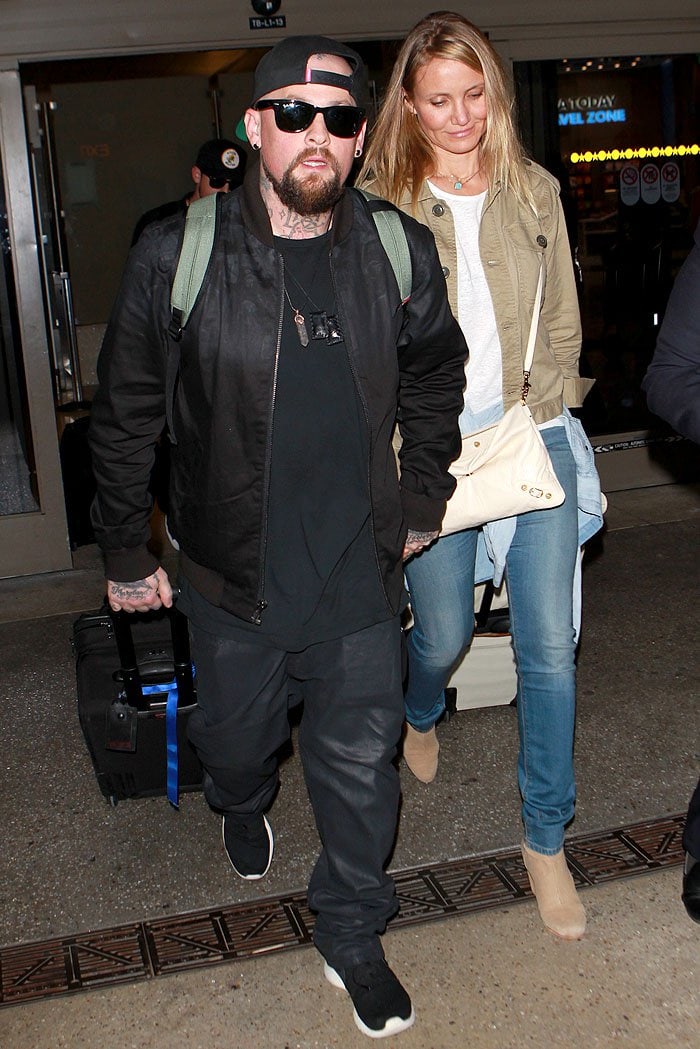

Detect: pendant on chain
[292,308,309,347]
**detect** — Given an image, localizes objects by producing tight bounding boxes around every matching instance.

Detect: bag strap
[169,193,218,340]
[521,200,546,400]
[355,188,413,304]
[522,259,544,401]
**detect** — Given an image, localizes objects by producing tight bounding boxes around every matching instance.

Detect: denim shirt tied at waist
[469,406,605,641]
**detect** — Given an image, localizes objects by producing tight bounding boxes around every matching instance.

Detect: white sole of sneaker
[323,962,416,1039]
[221,814,274,880]
[324,961,346,990]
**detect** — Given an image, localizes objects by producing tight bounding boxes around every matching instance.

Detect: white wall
[2,1,700,66]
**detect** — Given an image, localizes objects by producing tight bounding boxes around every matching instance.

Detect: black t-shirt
[180,230,392,650]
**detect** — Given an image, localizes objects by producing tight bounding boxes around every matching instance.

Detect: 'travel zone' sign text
[558,94,626,126]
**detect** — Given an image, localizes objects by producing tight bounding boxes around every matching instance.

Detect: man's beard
[263,149,344,215]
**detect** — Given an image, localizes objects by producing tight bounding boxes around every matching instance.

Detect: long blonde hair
[359,11,533,211]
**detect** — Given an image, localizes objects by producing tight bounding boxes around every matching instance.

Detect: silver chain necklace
[283,268,322,347]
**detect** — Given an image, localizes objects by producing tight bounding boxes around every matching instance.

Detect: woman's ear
[402,92,416,117]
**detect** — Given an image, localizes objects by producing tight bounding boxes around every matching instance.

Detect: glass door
[0,174,38,516]
[514,53,700,490]
[515,53,700,437]
[0,70,71,577]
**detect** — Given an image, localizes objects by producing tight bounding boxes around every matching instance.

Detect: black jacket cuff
[103,545,159,583]
[400,487,448,533]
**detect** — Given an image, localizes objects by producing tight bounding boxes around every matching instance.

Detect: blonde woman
[360,11,603,941]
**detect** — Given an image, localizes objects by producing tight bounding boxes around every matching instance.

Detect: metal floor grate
[0,813,684,1008]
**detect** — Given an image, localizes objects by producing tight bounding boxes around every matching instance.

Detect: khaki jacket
[364,161,593,425]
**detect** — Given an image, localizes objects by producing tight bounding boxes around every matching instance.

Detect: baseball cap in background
[251,35,369,106]
[195,139,247,184]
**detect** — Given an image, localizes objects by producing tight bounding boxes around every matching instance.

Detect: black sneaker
[221,814,273,880]
[682,853,700,923]
[324,958,415,1039]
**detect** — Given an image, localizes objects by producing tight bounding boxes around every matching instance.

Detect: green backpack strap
[169,193,218,339]
[169,189,410,341]
[356,188,412,304]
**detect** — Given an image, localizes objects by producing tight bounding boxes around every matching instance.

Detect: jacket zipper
[250,252,284,625]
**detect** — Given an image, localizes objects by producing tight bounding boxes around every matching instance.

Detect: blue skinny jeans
[404,426,579,854]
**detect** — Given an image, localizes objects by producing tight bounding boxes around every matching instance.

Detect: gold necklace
[434,167,482,190]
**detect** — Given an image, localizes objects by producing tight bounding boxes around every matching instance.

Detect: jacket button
[442,266,450,278]
[536,234,547,248]
[432,203,445,217]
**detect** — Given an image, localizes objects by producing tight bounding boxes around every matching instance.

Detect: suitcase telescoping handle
[109,600,195,808]
[169,602,196,709]
[110,607,145,710]
[109,601,195,712]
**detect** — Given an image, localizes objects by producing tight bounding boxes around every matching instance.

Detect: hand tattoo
[406,530,439,546]
[109,574,159,602]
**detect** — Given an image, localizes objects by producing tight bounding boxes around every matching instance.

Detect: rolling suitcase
[444,581,517,716]
[73,603,202,805]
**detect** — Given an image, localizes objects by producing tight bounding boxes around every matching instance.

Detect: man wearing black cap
[89,36,466,1039]
[131,137,246,244]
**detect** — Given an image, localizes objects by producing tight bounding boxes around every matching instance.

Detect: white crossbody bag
[440,261,565,535]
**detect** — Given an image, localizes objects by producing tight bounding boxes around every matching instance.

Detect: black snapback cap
[251,35,369,106]
[195,139,247,182]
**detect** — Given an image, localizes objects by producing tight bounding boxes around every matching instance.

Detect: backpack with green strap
[169,187,412,338]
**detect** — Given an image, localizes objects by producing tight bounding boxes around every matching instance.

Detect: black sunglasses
[207,175,236,189]
[254,99,366,138]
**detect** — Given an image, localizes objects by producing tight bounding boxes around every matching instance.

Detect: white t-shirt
[427,183,503,421]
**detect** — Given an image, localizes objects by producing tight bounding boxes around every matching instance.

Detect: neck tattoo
[434,167,482,191]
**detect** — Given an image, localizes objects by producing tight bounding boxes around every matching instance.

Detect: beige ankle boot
[521,842,586,940]
[402,724,439,783]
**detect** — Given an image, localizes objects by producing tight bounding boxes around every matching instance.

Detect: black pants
[683,777,700,859]
[187,614,404,969]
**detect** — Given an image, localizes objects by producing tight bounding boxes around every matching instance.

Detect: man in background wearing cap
[130,137,246,244]
[89,35,466,1039]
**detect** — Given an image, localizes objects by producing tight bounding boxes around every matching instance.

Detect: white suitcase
[446,582,517,711]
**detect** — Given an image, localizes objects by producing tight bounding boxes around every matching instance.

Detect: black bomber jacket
[89,168,467,623]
